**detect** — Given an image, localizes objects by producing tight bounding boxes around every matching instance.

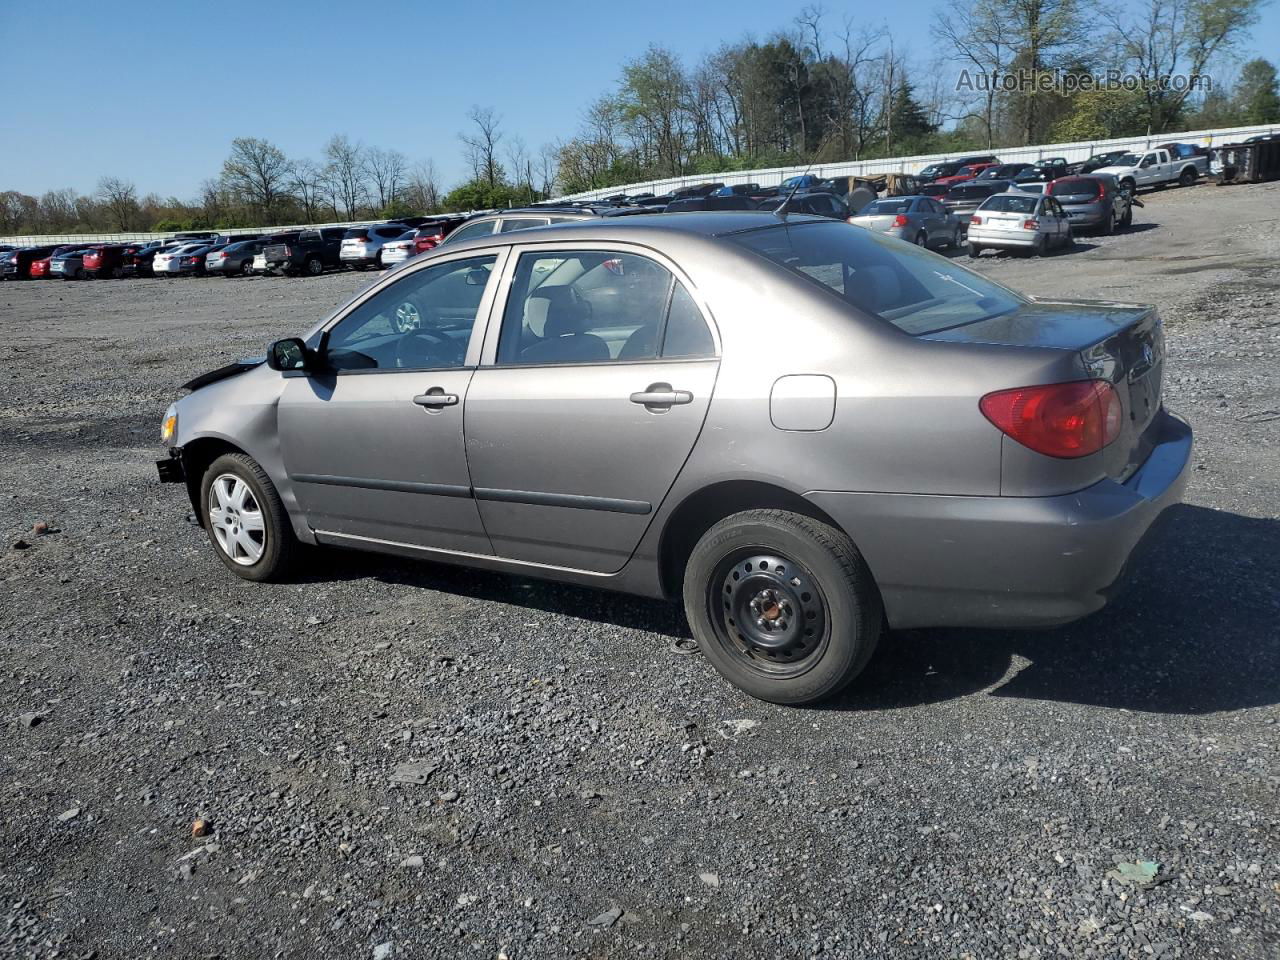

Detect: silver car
[967,192,1074,257]
[340,224,412,269]
[1046,175,1135,234]
[157,213,1190,705]
[847,196,962,249]
[377,230,419,268]
[438,208,594,246]
[207,238,270,276]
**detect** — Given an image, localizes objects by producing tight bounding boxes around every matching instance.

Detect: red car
[31,244,88,279]
[411,217,465,255]
[931,162,1001,189]
[83,244,138,279]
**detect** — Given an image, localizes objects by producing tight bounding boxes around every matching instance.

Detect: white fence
[555,122,1280,201]
[0,219,381,249]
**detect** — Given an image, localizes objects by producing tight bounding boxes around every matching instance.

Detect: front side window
[496,250,714,365]
[729,221,1023,337]
[324,255,496,372]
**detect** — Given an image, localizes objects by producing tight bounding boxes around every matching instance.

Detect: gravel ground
[2,182,1278,960]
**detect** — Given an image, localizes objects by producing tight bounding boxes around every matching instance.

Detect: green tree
[887,80,937,150]
[440,179,524,213]
[1234,58,1280,123]
[1050,87,1150,139]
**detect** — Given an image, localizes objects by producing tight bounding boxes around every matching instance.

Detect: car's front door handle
[630,384,693,407]
[413,390,458,407]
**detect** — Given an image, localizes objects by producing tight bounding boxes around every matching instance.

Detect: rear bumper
[807,411,1193,629]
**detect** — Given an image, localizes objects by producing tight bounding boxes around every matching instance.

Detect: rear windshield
[948,184,993,198]
[863,199,913,215]
[344,228,370,240]
[1050,180,1100,197]
[299,231,321,242]
[981,194,1039,213]
[729,221,1023,336]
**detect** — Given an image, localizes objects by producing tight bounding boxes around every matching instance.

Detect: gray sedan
[157,212,1190,705]
[207,238,270,276]
[847,195,963,249]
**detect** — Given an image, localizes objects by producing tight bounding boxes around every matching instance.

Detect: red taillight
[980,381,1122,458]
[219,251,229,258]
[970,215,982,225]
[1022,219,1039,230]
[892,214,908,227]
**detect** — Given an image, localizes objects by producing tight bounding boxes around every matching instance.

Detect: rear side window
[729,222,1023,337]
[376,227,404,239]
[299,231,321,242]
[496,250,714,365]
[499,217,551,233]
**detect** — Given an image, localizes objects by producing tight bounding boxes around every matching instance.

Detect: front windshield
[729,221,1023,337]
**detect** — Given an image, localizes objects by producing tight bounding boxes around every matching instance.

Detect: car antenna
[774,159,818,219]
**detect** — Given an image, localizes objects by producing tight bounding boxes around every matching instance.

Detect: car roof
[438,211,823,254]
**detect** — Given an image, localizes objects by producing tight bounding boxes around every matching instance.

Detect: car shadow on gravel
[836,504,1280,715]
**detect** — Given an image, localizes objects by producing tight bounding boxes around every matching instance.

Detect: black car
[976,163,1034,182]
[261,227,348,276]
[1071,151,1129,175]
[1013,158,1070,183]
[665,194,758,212]
[670,182,725,199]
[773,191,851,219]
[917,154,999,182]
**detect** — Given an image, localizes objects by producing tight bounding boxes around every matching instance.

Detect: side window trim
[477,240,720,368]
[317,247,509,373]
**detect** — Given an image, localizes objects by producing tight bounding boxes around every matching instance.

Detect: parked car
[918,182,951,197]
[847,195,964,249]
[668,195,759,213]
[1158,142,1211,168]
[156,211,1189,705]
[126,240,182,278]
[50,247,95,279]
[1092,148,1203,191]
[712,184,762,198]
[29,245,82,279]
[154,243,219,276]
[975,163,1033,182]
[410,218,465,256]
[1046,174,1137,234]
[1013,158,1070,183]
[3,245,61,279]
[339,224,412,269]
[438,209,596,247]
[260,227,347,276]
[940,179,1015,217]
[83,244,133,279]
[770,192,851,219]
[967,191,1074,257]
[670,182,725,199]
[917,155,999,182]
[931,162,1001,189]
[205,237,271,276]
[1069,151,1128,176]
[377,230,420,268]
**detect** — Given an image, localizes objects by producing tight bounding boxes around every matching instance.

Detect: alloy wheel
[709,551,829,678]
[394,301,421,333]
[208,473,266,566]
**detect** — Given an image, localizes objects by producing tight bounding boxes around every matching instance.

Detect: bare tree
[1100,0,1263,132]
[538,143,560,197]
[933,1,1015,148]
[220,137,292,218]
[364,147,408,210]
[97,176,140,231]
[289,159,327,222]
[323,135,368,220]
[403,160,442,213]
[460,106,504,186]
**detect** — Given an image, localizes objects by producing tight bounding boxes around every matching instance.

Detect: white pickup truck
[1093,148,1204,191]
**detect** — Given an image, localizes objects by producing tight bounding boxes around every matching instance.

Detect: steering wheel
[395,329,464,368]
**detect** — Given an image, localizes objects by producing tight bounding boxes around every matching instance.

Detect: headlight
[160,403,178,445]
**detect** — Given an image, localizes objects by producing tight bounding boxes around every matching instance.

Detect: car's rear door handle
[630,384,693,407]
[413,390,458,407]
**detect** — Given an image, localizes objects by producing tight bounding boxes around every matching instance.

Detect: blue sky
[2,0,1277,200]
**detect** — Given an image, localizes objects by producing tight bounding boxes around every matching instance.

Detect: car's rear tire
[305,256,323,276]
[1120,205,1133,228]
[1029,235,1045,257]
[683,509,882,705]
[1102,210,1115,235]
[200,453,296,582]
[914,231,928,247]
[1179,167,1197,187]
[967,243,982,258]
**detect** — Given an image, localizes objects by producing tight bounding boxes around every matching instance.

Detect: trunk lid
[264,243,290,261]
[851,214,903,232]
[924,299,1165,482]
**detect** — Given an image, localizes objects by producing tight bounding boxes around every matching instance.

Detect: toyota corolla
[157,212,1191,705]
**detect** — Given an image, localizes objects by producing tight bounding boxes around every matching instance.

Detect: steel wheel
[394,301,421,333]
[709,550,830,679]
[207,473,266,566]
[306,257,323,276]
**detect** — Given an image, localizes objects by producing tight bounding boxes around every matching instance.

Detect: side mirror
[266,337,313,372]
[464,267,489,286]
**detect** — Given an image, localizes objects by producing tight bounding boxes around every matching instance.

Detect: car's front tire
[200,453,296,582]
[683,509,882,705]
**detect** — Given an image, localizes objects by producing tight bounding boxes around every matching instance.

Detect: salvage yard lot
[1,183,1278,959]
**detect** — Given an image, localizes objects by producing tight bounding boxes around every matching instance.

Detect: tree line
[2,0,1277,235]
